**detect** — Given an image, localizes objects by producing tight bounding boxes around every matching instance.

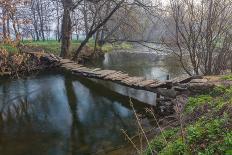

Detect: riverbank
[0,49,60,78]
[143,75,232,155]
[0,40,133,76]
[0,41,133,67]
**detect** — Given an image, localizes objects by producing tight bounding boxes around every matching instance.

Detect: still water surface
[0,51,180,155]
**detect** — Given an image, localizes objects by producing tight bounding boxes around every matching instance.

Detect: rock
[157,88,178,98]
[173,85,188,92]
[187,78,214,94]
[156,101,175,116]
[188,82,215,94]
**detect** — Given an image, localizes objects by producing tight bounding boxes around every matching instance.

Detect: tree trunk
[12,19,20,42]
[32,10,40,41]
[2,11,7,42]
[56,0,60,41]
[6,17,10,39]
[60,5,72,58]
[83,0,89,35]
[38,3,45,41]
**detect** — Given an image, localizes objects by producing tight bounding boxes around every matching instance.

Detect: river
[0,49,182,155]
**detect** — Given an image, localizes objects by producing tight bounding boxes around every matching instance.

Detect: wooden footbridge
[60,59,195,96]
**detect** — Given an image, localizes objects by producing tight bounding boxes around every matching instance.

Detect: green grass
[222,74,232,81]
[21,40,81,55]
[101,42,133,52]
[185,95,213,113]
[0,40,132,55]
[144,85,232,155]
[0,44,18,53]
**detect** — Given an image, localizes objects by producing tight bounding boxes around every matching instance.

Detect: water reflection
[86,51,181,80]
[0,50,183,155]
[0,72,152,155]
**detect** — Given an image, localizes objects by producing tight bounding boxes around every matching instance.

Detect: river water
[0,50,182,155]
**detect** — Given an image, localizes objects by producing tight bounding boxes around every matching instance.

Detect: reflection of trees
[64,76,87,155]
[0,74,154,154]
[65,75,146,153]
[72,76,153,148]
[0,79,34,127]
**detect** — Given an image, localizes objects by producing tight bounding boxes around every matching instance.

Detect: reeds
[0,98,33,125]
[122,97,187,155]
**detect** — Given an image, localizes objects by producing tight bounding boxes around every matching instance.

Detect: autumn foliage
[0,0,30,43]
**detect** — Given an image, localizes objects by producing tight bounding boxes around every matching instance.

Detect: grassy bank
[0,40,132,55]
[144,76,232,155]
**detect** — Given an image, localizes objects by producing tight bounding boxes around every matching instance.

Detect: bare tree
[73,0,125,59]
[164,0,232,75]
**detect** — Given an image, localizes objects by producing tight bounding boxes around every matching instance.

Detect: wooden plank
[111,74,129,81]
[61,63,83,69]
[60,59,74,64]
[136,80,159,87]
[172,75,192,84]
[72,67,89,71]
[121,77,145,85]
[149,82,169,88]
[95,70,118,78]
[59,58,195,93]
[104,71,129,81]
[91,68,101,72]
[104,71,121,79]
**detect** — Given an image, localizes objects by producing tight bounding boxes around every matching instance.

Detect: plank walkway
[60,59,193,93]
